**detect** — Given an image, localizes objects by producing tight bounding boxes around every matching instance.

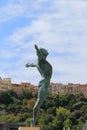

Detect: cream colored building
[0,77,12,91]
[49,82,87,97]
[49,83,67,95]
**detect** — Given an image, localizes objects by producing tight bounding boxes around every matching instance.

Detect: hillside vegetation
[0,90,87,130]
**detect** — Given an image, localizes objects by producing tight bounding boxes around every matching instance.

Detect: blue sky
[0,0,87,85]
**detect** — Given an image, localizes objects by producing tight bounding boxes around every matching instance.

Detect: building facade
[0,77,12,91]
[79,84,87,98]
[0,77,87,98]
[49,82,87,98]
[0,77,38,95]
[12,82,38,95]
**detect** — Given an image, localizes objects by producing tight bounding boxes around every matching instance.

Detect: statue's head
[40,48,49,57]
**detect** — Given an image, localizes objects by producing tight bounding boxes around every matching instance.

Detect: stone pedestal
[18,127,40,130]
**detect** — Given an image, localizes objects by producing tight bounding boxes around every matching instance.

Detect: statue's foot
[30,118,35,127]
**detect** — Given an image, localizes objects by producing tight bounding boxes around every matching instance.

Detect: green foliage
[0,114,20,123]
[7,89,18,98]
[20,89,33,99]
[0,90,86,130]
[38,113,54,125]
[52,118,63,130]
[56,107,71,120]
[47,107,56,116]
[76,120,84,130]
[64,118,72,128]
[25,118,31,126]
[0,91,13,104]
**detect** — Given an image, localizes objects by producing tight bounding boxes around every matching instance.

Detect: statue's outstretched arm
[25,63,37,67]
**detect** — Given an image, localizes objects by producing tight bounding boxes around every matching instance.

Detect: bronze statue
[25,44,52,126]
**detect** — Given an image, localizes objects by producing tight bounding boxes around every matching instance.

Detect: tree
[76,120,84,130]
[52,118,63,130]
[0,91,13,105]
[47,107,56,116]
[27,98,36,108]
[7,89,18,98]
[25,118,31,126]
[64,118,72,129]
[20,90,33,99]
[56,107,71,122]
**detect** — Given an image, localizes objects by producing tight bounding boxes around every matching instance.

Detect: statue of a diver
[25,44,52,126]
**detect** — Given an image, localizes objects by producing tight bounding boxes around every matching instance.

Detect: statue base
[18,127,40,130]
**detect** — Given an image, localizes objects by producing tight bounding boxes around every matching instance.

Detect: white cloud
[0,0,53,22]
[0,0,87,84]
[0,2,24,22]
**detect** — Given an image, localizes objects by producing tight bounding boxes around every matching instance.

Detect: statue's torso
[37,59,52,80]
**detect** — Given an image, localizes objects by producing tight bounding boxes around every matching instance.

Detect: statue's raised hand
[25,63,31,67]
[35,44,38,50]
[25,63,37,67]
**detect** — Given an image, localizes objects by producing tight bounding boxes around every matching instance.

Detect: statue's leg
[30,97,42,126]
[31,84,48,127]
[32,97,42,125]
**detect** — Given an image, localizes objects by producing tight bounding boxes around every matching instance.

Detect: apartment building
[49,82,87,98]
[0,77,38,95]
[0,77,12,91]
[49,82,67,95]
[12,82,38,95]
[67,83,79,94]
[0,77,87,98]
[79,84,87,98]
